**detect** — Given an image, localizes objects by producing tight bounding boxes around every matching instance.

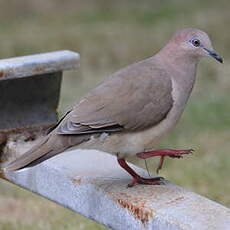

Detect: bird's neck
[155,44,199,96]
[153,44,199,109]
[157,42,198,72]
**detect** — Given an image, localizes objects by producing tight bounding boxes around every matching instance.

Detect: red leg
[156,156,165,174]
[117,158,163,187]
[136,148,194,173]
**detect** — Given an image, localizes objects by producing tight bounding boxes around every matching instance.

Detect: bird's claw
[156,149,194,174]
[127,176,164,187]
[168,149,194,158]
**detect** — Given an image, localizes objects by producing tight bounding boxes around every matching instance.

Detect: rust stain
[166,196,185,204]
[0,171,9,181]
[0,70,4,78]
[0,172,6,180]
[72,178,81,185]
[0,133,7,144]
[34,66,45,73]
[113,192,154,225]
[0,123,54,136]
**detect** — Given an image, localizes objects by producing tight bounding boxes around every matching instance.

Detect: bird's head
[170,28,223,63]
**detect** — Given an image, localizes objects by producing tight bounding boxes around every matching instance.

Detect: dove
[3,28,223,187]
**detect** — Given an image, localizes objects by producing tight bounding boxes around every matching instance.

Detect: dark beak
[203,47,223,63]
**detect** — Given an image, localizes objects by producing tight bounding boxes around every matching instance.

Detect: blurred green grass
[0,0,229,229]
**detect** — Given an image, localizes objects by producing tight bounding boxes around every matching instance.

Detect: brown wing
[57,59,173,135]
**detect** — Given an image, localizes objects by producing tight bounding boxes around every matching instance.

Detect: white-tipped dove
[3,28,223,187]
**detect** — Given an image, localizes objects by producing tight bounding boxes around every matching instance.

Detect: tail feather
[2,133,90,171]
[25,149,62,168]
[2,134,64,171]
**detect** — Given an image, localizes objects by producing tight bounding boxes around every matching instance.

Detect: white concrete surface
[2,149,230,230]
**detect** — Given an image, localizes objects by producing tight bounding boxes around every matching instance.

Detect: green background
[0,0,229,229]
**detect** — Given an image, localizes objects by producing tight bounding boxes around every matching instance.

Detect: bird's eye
[191,39,201,47]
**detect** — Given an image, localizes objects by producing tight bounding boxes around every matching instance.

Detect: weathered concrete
[2,149,230,230]
[0,50,80,80]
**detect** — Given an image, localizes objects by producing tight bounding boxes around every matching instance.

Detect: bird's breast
[77,77,189,156]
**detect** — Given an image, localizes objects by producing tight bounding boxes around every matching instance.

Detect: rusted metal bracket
[0,50,80,162]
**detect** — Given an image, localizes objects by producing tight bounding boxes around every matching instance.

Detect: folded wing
[57,60,173,135]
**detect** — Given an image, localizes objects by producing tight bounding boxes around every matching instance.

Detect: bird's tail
[1,133,68,171]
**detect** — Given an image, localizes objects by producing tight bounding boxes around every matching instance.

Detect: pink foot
[136,148,194,173]
[117,157,164,187]
[128,176,163,187]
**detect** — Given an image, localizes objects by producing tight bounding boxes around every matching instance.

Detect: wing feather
[57,59,173,135]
